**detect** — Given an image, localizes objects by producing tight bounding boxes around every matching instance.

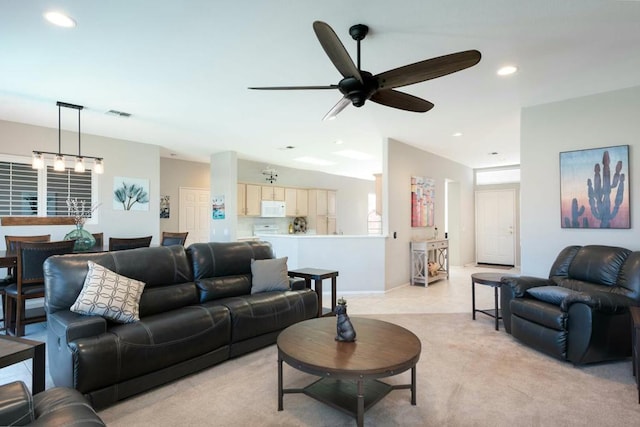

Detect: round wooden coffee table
[277,317,421,427]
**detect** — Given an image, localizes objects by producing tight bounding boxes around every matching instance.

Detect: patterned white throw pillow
[71,261,146,323]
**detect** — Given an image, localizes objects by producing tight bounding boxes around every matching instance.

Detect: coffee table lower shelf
[284,377,411,420]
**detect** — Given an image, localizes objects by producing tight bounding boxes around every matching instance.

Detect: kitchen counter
[258,234,386,293]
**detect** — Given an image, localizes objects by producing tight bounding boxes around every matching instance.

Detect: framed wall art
[411,176,435,227]
[113,176,150,211]
[160,195,170,218]
[559,145,629,229]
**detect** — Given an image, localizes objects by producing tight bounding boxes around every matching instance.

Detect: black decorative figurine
[335,297,356,342]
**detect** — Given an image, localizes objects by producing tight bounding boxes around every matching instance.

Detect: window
[46,167,92,216]
[476,167,520,185]
[0,160,39,216]
[367,193,382,235]
[0,155,96,219]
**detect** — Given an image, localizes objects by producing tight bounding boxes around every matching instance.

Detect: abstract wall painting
[411,176,435,227]
[113,177,150,211]
[560,145,629,229]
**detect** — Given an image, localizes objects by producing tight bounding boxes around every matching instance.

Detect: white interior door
[475,189,515,265]
[179,187,210,246]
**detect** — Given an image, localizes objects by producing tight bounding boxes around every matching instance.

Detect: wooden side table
[288,268,338,317]
[0,335,45,393]
[631,306,640,404]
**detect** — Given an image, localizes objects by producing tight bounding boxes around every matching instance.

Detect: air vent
[106,109,131,118]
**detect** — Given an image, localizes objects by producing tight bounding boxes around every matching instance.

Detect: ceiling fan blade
[322,97,351,121]
[313,21,362,83]
[375,50,481,90]
[370,90,434,113]
[249,85,338,90]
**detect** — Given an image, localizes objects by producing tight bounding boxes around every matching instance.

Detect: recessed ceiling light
[452,132,463,137]
[293,156,336,166]
[335,140,344,145]
[333,150,373,160]
[497,65,518,76]
[44,11,76,28]
[489,152,499,155]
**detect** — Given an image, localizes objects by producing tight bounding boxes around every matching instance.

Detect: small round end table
[471,272,515,331]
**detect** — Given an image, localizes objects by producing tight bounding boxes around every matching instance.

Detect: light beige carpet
[98,313,640,426]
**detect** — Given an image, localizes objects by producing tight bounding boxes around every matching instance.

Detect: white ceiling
[2,1,640,180]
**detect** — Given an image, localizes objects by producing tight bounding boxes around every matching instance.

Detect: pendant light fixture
[32,101,104,174]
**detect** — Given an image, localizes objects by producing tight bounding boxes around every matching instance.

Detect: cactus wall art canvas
[411,176,435,227]
[560,145,629,229]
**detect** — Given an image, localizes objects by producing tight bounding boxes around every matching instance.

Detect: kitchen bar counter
[258,234,386,293]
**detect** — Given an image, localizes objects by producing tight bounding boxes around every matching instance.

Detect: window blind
[46,167,93,217]
[0,161,39,216]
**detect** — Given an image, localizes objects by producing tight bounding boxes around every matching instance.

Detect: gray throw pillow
[526,286,578,306]
[71,261,146,323]
[251,257,289,294]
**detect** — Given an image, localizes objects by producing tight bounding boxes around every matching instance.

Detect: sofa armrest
[289,277,306,291]
[501,276,554,297]
[0,381,33,426]
[500,276,554,334]
[48,311,107,343]
[561,290,635,314]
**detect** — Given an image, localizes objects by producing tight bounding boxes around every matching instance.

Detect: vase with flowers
[64,198,101,251]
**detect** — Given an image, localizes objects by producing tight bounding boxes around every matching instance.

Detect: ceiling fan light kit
[250,21,481,120]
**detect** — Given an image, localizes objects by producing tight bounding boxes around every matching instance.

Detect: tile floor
[0,264,518,393]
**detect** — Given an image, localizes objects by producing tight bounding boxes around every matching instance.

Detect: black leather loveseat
[43,241,318,409]
[501,245,640,364]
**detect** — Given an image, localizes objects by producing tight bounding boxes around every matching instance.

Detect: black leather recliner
[0,381,105,426]
[501,245,640,364]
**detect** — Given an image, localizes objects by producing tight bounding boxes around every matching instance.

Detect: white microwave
[261,200,286,217]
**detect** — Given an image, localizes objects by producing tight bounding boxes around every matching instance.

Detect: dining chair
[2,234,51,332]
[4,240,76,337]
[92,233,104,250]
[161,231,189,246]
[108,236,153,251]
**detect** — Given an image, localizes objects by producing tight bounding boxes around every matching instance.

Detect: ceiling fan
[249,21,481,120]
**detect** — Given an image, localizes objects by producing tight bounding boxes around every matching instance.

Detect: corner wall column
[210,151,238,242]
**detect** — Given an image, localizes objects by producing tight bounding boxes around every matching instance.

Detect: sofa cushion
[251,257,289,294]
[526,286,579,306]
[209,290,318,343]
[71,261,145,323]
[567,245,630,287]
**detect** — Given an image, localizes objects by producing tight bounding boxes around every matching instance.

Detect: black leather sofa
[0,381,105,426]
[501,245,640,364]
[44,241,318,409]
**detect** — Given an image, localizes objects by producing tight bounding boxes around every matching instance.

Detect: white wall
[521,85,640,276]
[384,138,475,290]
[0,119,160,246]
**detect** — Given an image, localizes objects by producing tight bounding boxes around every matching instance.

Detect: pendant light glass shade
[74,157,85,173]
[32,152,44,169]
[53,154,66,171]
[93,158,104,174]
